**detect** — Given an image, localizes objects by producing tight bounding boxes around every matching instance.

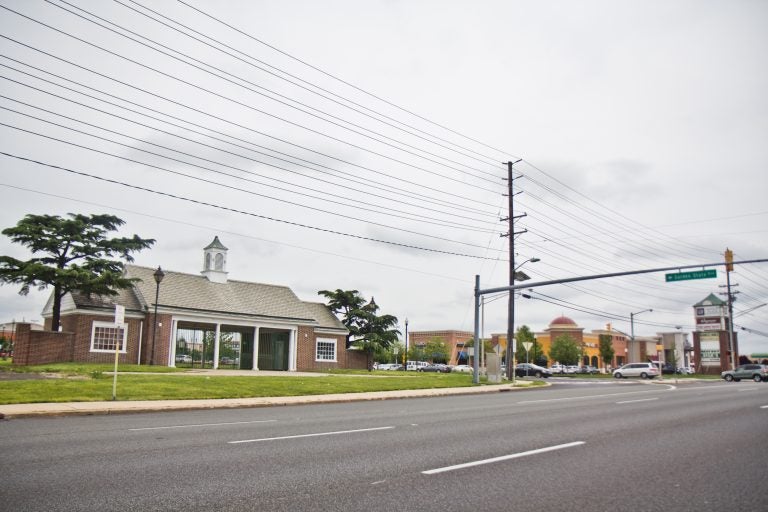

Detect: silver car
[613,362,659,379]
[721,364,768,382]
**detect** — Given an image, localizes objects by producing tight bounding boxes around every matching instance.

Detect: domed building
[531,315,595,367]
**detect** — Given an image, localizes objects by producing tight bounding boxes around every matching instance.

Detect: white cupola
[201,236,228,283]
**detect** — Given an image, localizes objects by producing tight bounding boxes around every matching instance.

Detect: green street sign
[665,269,717,282]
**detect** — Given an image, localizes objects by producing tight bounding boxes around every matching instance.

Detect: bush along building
[14,237,366,371]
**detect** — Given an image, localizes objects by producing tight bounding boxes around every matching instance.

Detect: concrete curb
[0,381,542,419]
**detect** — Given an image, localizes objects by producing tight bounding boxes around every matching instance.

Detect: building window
[91,321,127,353]
[316,338,337,362]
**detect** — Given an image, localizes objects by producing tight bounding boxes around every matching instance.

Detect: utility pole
[502,160,525,381]
[719,248,739,370]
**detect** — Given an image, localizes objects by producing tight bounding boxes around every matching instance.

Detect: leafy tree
[515,325,539,363]
[0,213,154,331]
[599,334,615,369]
[318,290,399,370]
[317,288,366,346]
[423,337,449,363]
[549,334,581,365]
[354,297,399,370]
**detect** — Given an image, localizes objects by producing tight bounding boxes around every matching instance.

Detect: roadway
[1,379,766,511]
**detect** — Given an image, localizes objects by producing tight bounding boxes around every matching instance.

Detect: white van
[406,361,429,371]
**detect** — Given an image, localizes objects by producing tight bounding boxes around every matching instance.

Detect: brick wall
[12,323,74,366]
[295,327,366,371]
[14,314,151,366]
[141,313,172,365]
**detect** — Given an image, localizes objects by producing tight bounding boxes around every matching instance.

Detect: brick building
[15,237,366,371]
[408,330,474,365]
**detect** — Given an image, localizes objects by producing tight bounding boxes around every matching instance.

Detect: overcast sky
[1,0,766,355]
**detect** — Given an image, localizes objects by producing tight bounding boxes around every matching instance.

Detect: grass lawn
[0,361,534,404]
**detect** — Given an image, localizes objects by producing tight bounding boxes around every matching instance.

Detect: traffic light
[725,248,734,272]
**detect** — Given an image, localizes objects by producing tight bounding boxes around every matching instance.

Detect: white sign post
[112,305,125,401]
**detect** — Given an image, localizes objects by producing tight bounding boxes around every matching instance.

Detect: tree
[0,213,154,331]
[599,334,615,369]
[318,290,399,370]
[515,325,539,364]
[354,297,399,371]
[423,337,450,363]
[549,334,581,365]
[317,288,366,346]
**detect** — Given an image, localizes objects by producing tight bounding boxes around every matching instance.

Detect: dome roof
[549,315,577,327]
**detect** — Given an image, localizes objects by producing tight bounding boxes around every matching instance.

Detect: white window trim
[90,321,128,353]
[315,337,337,362]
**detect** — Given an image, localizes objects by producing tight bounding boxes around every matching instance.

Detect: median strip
[229,425,395,444]
[421,441,585,475]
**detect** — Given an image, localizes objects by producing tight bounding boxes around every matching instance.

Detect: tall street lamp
[150,266,164,365]
[629,308,652,363]
[507,257,540,381]
[403,317,408,370]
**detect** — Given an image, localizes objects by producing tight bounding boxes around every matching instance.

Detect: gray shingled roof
[70,286,143,312]
[125,265,316,321]
[301,301,347,331]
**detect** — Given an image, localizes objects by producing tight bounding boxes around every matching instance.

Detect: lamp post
[403,317,408,370]
[149,266,164,365]
[629,308,652,364]
[507,257,540,382]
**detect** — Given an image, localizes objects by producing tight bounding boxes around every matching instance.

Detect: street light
[403,317,408,370]
[507,257,540,381]
[149,266,164,365]
[629,308,652,364]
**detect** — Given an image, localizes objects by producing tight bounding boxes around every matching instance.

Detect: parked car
[418,364,452,373]
[653,362,679,374]
[721,364,768,382]
[579,366,599,374]
[613,362,659,379]
[550,364,566,374]
[452,364,472,373]
[565,365,580,374]
[219,357,239,365]
[678,366,695,374]
[175,354,192,364]
[514,363,551,378]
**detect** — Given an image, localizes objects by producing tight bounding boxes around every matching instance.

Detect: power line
[119,0,505,168]
[0,183,473,284]
[177,0,518,161]
[0,4,504,192]
[46,0,505,182]
[0,151,508,261]
[0,99,502,234]
[0,42,502,211]
[0,124,507,252]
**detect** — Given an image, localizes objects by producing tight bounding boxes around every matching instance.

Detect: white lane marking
[422,441,585,475]
[517,385,676,404]
[760,405,768,409]
[229,425,395,444]
[616,398,659,404]
[738,388,759,392]
[129,419,277,431]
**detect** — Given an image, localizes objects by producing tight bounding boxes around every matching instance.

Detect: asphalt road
[1,380,766,511]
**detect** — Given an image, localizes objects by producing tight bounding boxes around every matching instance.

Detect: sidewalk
[0,380,536,419]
